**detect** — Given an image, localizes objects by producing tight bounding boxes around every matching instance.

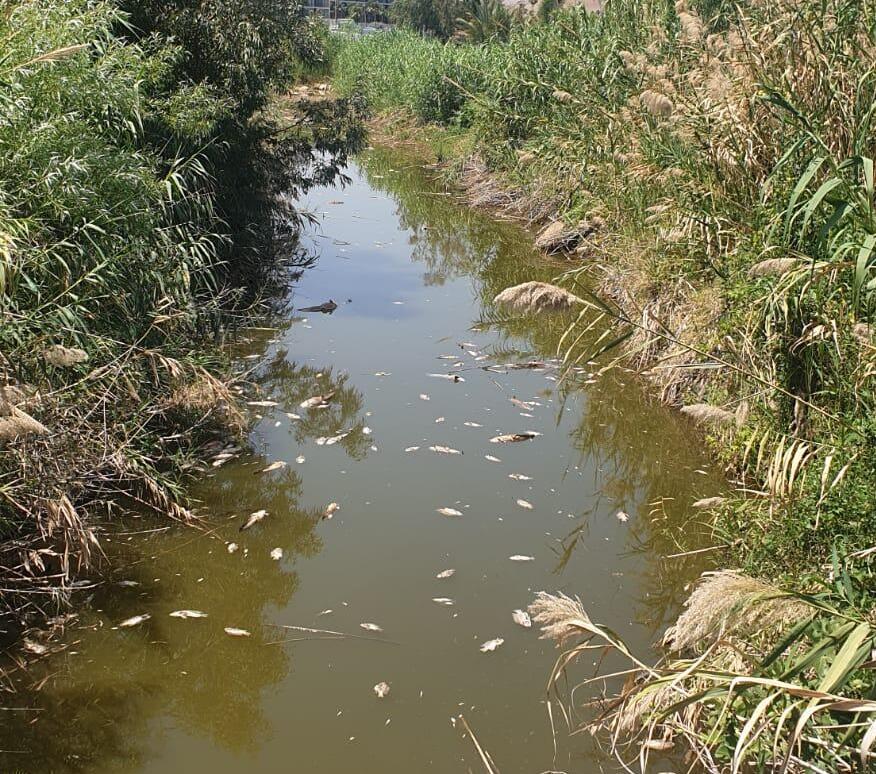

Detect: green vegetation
[333,2,876,770]
[0,0,361,624]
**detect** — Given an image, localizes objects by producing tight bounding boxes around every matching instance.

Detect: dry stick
[458,714,500,774]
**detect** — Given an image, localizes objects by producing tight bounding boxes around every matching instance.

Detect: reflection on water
[0,148,722,774]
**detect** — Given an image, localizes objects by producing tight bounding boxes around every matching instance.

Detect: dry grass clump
[42,345,88,367]
[494,281,584,312]
[679,403,737,428]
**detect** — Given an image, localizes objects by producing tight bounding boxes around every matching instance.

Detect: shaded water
[0,149,723,773]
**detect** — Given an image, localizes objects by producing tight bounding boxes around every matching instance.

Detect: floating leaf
[429,445,462,455]
[270,547,283,561]
[512,609,532,628]
[516,499,534,510]
[437,507,463,517]
[490,432,541,444]
[432,597,455,606]
[480,638,504,652]
[436,569,455,579]
[119,614,150,628]
[374,681,391,698]
[509,555,535,562]
[258,460,287,474]
[240,510,267,531]
[360,622,383,632]
[224,627,251,637]
[323,502,340,519]
[169,610,208,619]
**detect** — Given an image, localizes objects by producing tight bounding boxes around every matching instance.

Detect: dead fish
[295,455,306,464]
[509,555,535,562]
[119,614,150,628]
[258,460,287,474]
[432,597,455,606]
[692,496,726,509]
[270,547,283,561]
[436,507,463,517]
[374,681,391,698]
[240,510,267,531]
[516,499,534,510]
[480,638,504,653]
[300,391,336,409]
[419,394,430,401]
[507,361,548,370]
[429,445,462,455]
[360,622,383,632]
[286,412,301,420]
[247,400,278,407]
[374,372,391,377]
[324,431,350,445]
[434,417,445,423]
[490,431,541,444]
[616,511,629,523]
[323,502,340,519]
[298,299,337,314]
[508,473,532,481]
[224,627,251,637]
[436,569,455,579]
[404,446,420,452]
[512,609,532,628]
[427,373,465,382]
[484,455,502,463]
[227,542,239,554]
[117,580,140,587]
[509,397,534,410]
[169,610,208,619]
[463,421,482,428]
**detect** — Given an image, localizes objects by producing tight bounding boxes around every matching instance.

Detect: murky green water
[0,149,723,773]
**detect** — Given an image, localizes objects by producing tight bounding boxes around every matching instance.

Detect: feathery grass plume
[663,571,812,653]
[691,496,725,509]
[747,257,799,277]
[853,322,872,345]
[529,591,593,646]
[677,11,703,44]
[679,403,737,427]
[640,89,673,117]
[43,345,88,367]
[494,281,584,312]
[0,408,49,443]
[552,89,573,103]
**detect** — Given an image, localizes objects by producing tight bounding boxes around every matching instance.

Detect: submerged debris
[494,281,583,312]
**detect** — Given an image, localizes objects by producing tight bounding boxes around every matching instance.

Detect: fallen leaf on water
[169,610,208,619]
[360,622,383,632]
[419,394,430,401]
[484,454,501,463]
[429,445,462,455]
[258,460,287,474]
[437,507,462,517]
[480,638,504,653]
[509,555,535,562]
[463,421,482,428]
[404,446,420,453]
[227,542,239,554]
[490,431,541,444]
[247,400,278,407]
[224,627,251,637]
[427,373,465,383]
[270,547,283,561]
[119,614,150,628]
[616,511,629,523]
[436,569,455,579]
[374,681,391,698]
[508,473,532,481]
[432,597,455,606]
[240,510,267,531]
[512,609,532,628]
[323,502,340,519]
[296,455,306,464]
[516,499,534,510]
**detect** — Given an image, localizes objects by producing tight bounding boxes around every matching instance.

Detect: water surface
[0,149,722,773]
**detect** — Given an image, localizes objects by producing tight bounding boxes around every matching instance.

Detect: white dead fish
[374,681,391,698]
[434,417,445,423]
[509,397,534,410]
[490,432,541,444]
[258,460,287,474]
[169,610,208,619]
[432,597,455,606]
[480,638,504,653]
[692,496,726,509]
[246,400,277,407]
[463,421,482,428]
[404,446,420,453]
[227,542,239,554]
[362,426,372,435]
[240,510,267,531]
[296,455,306,464]
[224,627,251,637]
[119,614,150,628]
[516,499,534,510]
[436,507,463,517]
[360,622,383,632]
[286,412,301,420]
[484,455,502,463]
[373,372,391,377]
[300,391,336,409]
[324,431,350,446]
[270,547,283,561]
[509,555,535,562]
[616,511,629,523]
[512,609,532,628]
[323,502,340,519]
[419,394,430,401]
[436,569,455,579]
[429,445,462,455]
[508,473,532,481]
[427,373,465,382]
